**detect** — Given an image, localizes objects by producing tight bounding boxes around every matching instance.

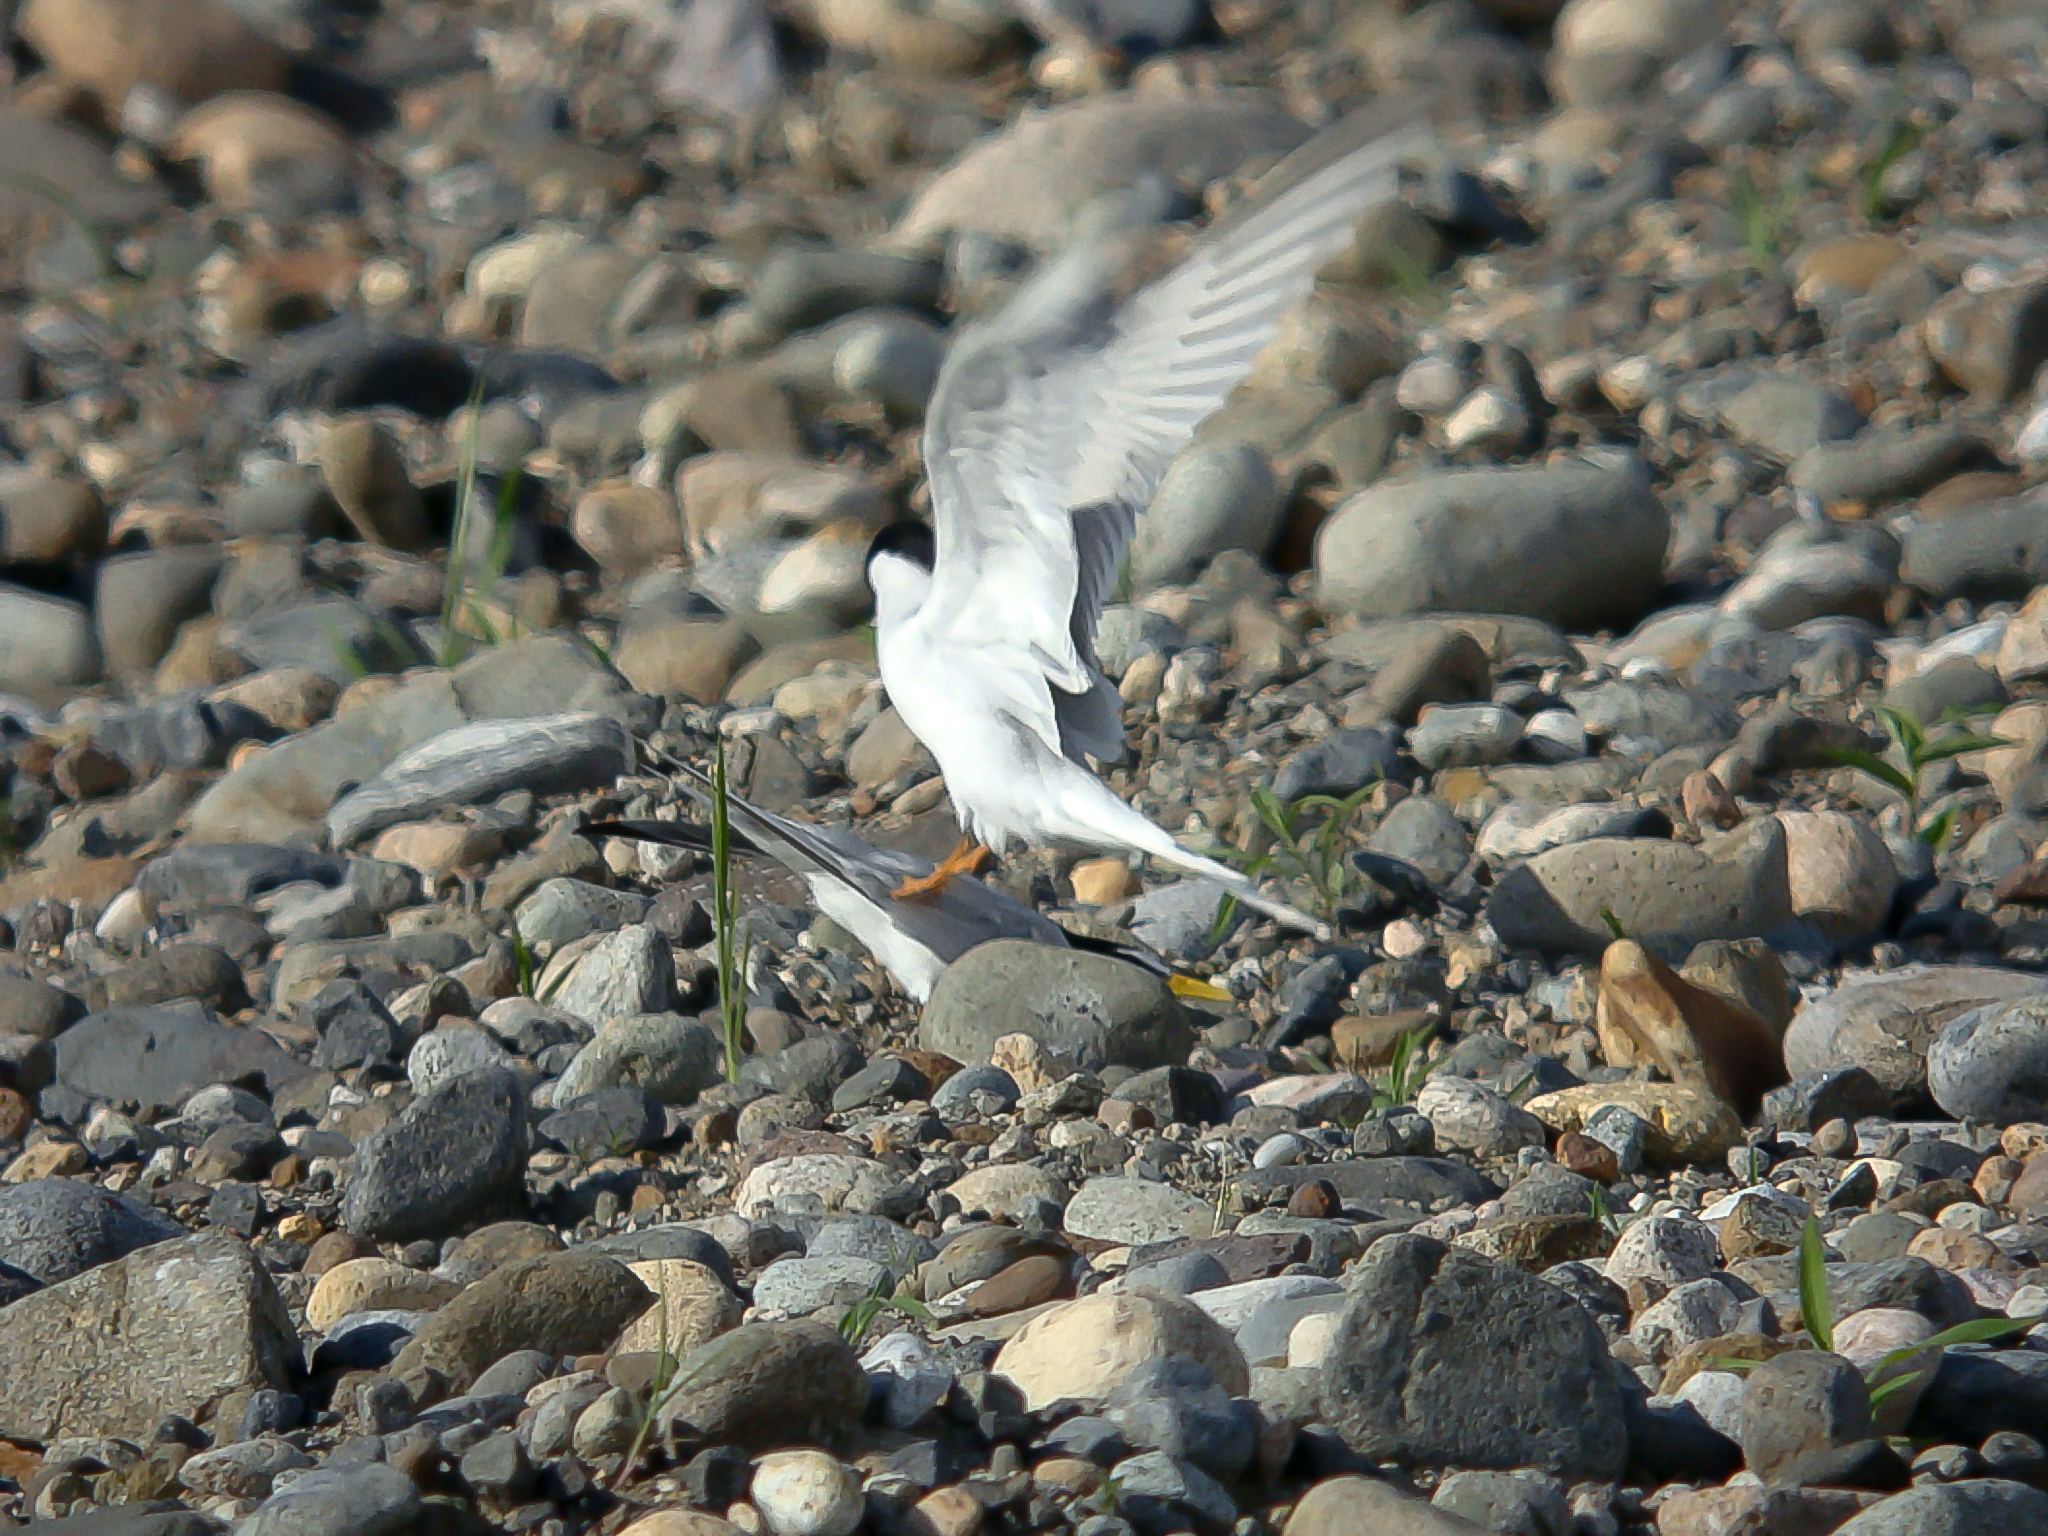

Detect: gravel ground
[7,1,2048,1534]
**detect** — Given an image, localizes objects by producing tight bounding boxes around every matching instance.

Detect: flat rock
[328,712,634,848]
[1316,455,1670,632]
[52,1004,308,1117]
[1783,965,2048,1101]
[1487,819,1794,959]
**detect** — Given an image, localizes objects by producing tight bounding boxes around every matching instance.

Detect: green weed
[1730,164,1801,271]
[1860,118,1925,222]
[836,1270,935,1349]
[1826,706,2011,850]
[1211,782,1378,939]
[438,392,525,668]
[1372,1022,1437,1111]
[1713,1215,2043,1402]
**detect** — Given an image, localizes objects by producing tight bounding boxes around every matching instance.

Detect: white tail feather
[1075,790,1332,940]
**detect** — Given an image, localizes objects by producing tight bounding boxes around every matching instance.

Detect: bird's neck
[868,551,933,631]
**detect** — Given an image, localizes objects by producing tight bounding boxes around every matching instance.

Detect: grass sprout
[710,736,749,1083]
[1730,163,1801,271]
[439,392,525,668]
[1372,1022,1437,1111]
[836,1270,935,1349]
[1211,782,1377,939]
[1826,706,2011,850]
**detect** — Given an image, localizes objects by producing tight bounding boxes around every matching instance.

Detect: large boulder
[0,1232,297,1442]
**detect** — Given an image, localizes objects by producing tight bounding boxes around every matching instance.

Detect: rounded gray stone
[919,941,1194,1072]
[1928,995,2048,1125]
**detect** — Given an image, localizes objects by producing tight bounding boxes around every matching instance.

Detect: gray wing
[919,103,1434,766]
[660,758,1067,963]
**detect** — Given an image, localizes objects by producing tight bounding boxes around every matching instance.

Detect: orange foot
[891,837,995,902]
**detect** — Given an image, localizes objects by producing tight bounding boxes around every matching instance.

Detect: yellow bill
[1168,974,1233,1003]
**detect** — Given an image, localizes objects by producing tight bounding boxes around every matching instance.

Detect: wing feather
[921,104,1434,762]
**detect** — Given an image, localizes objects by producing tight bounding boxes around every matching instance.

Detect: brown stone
[18,0,289,115]
[1595,939,1787,1121]
[303,1230,376,1279]
[961,1255,1069,1318]
[1333,1009,1437,1072]
[1287,1178,1339,1220]
[1556,1132,1618,1182]
[0,1088,32,1143]
[1976,1155,2023,1209]
[1070,858,1140,905]
[1452,1214,1610,1271]
[1680,769,1741,830]
[1905,1227,2012,1274]
[1717,1195,1802,1263]
[167,93,356,212]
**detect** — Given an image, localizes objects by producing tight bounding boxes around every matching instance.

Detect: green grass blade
[1878,706,1925,766]
[1917,806,1958,850]
[1798,1215,1834,1353]
[1914,732,2014,765]
[1822,746,1915,799]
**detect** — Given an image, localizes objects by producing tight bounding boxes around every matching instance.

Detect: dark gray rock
[328,712,634,848]
[1831,1481,2048,1536]
[740,1031,865,1106]
[1911,1351,2048,1447]
[919,941,1194,1073]
[1739,1351,1872,1482]
[1760,1068,1892,1132]
[538,1087,666,1160]
[1273,727,1406,802]
[237,1461,423,1536]
[1109,1450,1238,1536]
[341,1068,529,1244]
[1318,1233,1626,1480]
[0,1179,184,1283]
[1104,1357,1256,1482]
[51,1004,309,1118]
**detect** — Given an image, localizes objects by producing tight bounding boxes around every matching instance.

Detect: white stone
[750,1450,862,1536]
[1414,1077,1545,1159]
[1603,1212,1718,1289]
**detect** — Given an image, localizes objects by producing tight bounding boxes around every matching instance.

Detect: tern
[584,760,1229,1005]
[865,104,1432,940]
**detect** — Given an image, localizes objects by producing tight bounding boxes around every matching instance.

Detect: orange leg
[891,836,995,901]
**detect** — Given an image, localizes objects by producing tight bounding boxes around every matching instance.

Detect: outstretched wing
[918,103,1433,764]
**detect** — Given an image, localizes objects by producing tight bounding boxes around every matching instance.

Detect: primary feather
[918,102,1433,768]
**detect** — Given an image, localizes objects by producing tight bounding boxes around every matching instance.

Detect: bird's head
[864,518,936,623]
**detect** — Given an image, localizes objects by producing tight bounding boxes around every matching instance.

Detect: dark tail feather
[581,818,765,858]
